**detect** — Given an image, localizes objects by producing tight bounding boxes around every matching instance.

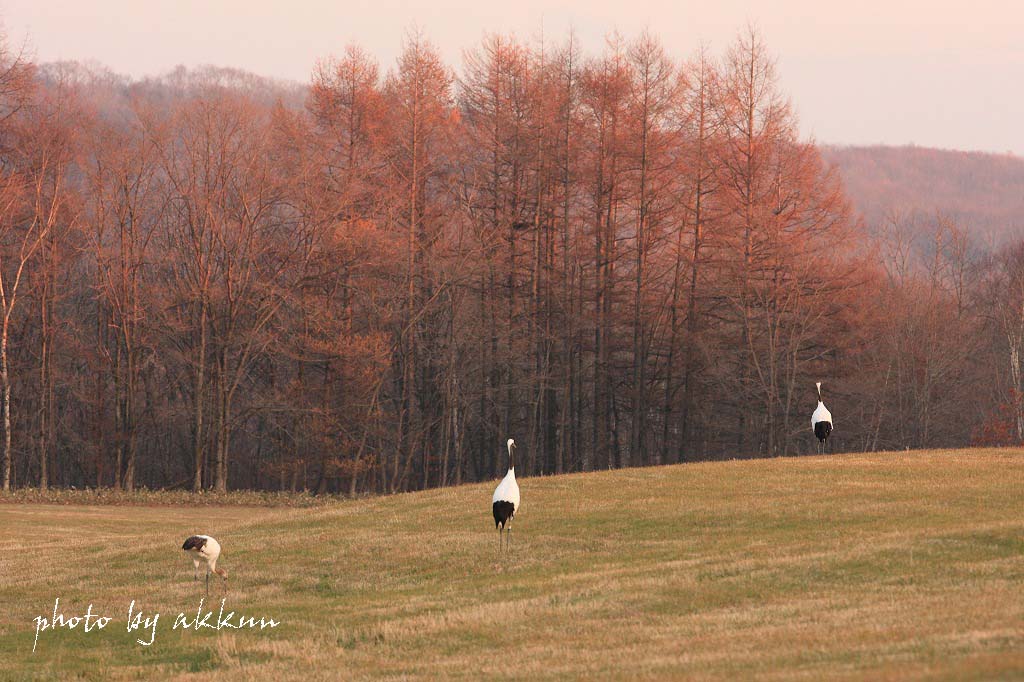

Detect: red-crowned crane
[182,535,228,596]
[492,438,520,551]
[812,382,833,454]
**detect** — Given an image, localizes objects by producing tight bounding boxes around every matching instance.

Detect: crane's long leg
[206,570,210,597]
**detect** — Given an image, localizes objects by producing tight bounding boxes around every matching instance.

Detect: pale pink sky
[1,0,1021,154]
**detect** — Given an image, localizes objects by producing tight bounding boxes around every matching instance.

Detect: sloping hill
[823,145,1024,243]
[2,450,1023,679]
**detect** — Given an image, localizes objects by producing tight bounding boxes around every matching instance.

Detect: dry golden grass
[1,448,1023,680]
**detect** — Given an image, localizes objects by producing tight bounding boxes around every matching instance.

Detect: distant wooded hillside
[822,145,1024,244]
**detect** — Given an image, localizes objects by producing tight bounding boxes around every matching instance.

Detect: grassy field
[1,449,1023,680]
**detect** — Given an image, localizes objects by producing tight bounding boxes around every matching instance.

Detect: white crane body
[492,468,520,509]
[182,534,227,596]
[811,401,832,428]
[812,382,833,452]
[492,439,520,550]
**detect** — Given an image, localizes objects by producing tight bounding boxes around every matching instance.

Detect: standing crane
[182,535,228,597]
[492,438,520,551]
[812,381,833,454]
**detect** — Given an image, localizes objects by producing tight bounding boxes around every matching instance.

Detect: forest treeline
[1,26,1023,494]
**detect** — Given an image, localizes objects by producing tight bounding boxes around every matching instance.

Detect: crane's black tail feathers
[182,536,207,551]
[493,501,515,529]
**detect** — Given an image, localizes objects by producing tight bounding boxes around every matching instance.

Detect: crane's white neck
[816,381,822,400]
[507,442,515,471]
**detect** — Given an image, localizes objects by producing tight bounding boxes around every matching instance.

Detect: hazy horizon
[2,0,1021,155]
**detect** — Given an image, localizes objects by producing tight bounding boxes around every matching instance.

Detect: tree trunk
[192,301,208,492]
[1,323,11,491]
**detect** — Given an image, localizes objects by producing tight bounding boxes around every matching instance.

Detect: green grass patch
[1,448,1023,679]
